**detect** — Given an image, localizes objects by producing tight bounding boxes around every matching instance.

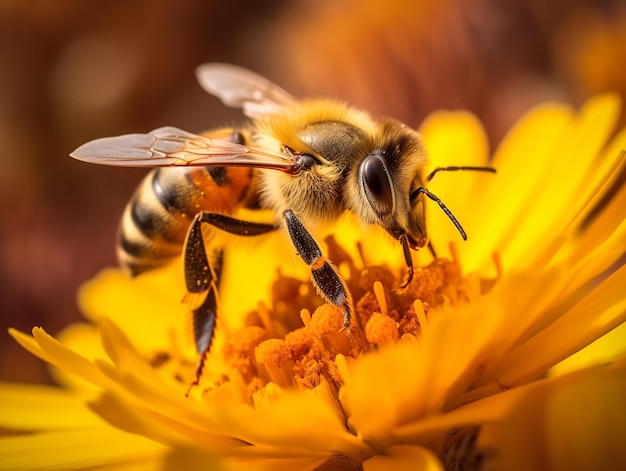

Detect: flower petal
[9,327,110,388]
[51,322,103,390]
[456,101,574,273]
[551,322,626,377]
[212,384,366,463]
[419,111,491,259]
[499,94,620,272]
[362,444,443,471]
[466,262,626,400]
[0,427,168,471]
[340,299,502,445]
[394,359,626,471]
[77,267,192,354]
[480,359,626,471]
[0,382,102,430]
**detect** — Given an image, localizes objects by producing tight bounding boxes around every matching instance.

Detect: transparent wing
[196,63,298,118]
[70,126,299,171]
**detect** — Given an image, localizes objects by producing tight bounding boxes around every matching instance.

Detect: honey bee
[71,63,495,387]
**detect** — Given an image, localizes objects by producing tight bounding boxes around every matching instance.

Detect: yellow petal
[0,427,168,471]
[51,322,103,390]
[455,102,573,273]
[394,360,626,470]
[551,322,626,377]
[9,328,109,389]
[162,447,234,471]
[500,94,620,271]
[482,360,626,471]
[89,391,245,452]
[216,386,365,462]
[474,263,626,393]
[362,444,443,471]
[341,298,502,445]
[560,168,626,289]
[420,111,490,170]
[77,267,192,354]
[392,380,530,443]
[0,382,102,430]
[419,111,491,259]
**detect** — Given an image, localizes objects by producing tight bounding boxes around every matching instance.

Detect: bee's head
[348,120,430,249]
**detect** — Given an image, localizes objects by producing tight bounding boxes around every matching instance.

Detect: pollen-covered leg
[185,287,218,396]
[283,210,353,330]
[183,211,277,394]
[182,214,219,394]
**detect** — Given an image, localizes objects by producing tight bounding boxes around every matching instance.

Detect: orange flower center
[213,237,496,403]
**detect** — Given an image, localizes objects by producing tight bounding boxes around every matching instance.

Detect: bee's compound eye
[360,154,393,216]
[299,153,318,170]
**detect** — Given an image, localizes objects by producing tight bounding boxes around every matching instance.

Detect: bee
[71,63,495,387]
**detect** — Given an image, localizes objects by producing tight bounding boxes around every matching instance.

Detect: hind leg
[183,212,276,394]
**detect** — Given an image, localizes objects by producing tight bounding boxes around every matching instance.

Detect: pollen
[364,313,399,346]
[255,339,295,388]
[215,237,495,402]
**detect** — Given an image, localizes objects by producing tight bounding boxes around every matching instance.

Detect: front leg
[283,210,353,330]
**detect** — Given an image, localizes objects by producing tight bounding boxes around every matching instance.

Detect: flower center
[210,236,494,404]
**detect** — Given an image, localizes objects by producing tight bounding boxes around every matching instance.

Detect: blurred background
[1,0,625,384]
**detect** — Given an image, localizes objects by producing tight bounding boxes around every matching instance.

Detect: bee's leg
[182,214,218,394]
[399,235,414,288]
[183,212,276,394]
[283,210,353,331]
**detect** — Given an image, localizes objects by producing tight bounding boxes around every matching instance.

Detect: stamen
[310,305,354,356]
[300,308,312,328]
[255,339,295,388]
[412,300,428,334]
[364,313,399,346]
[401,264,446,305]
[256,300,277,337]
[284,328,316,359]
[224,326,268,383]
[372,281,388,317]
[449,241,460,269]
[465,273,482,302]
[334,354,350,385]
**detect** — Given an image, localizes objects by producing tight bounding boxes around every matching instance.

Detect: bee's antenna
[414,165,495,239]
[410,187,467,240]
[427,166,496,182]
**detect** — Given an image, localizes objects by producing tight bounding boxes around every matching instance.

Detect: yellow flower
[2,94,625,470]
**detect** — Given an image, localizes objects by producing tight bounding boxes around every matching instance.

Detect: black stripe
[119,233,152,259]
[205,130,242,187]
[130,197,161,239]
[126,260,167,277]
[118,229,179,260]
[128,191,187,246]
[208,166,230,187]
[231,131,245,145]
[152,169,191,216]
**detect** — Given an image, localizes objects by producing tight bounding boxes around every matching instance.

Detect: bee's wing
[195,63,298,118]
[70,126,299,171]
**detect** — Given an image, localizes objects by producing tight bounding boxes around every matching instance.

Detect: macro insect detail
[71,63,495,388]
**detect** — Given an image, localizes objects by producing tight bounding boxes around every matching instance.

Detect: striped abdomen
[118,164,254,276]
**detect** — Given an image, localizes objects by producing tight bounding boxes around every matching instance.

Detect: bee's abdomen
[118,164,252,276]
